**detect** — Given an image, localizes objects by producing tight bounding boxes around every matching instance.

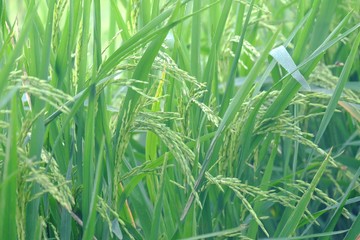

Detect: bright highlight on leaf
[270,45,311,91]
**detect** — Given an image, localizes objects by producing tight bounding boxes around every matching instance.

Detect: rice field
[0,0,360,239]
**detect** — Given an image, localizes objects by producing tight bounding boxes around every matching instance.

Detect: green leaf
[263,229,348,240]
[344,215,360,240]
[82,84,97,225]
[220,0,255,116]
[0,3,36,96]
[314,32,360,145]
[278,149,331,237]
[321,163,360,239]
[181,28,280,220]
[269,45,310,91]
[83,137,105,240]
[0,94,19,239]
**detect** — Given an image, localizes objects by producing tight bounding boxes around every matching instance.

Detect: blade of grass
[110,0,130,41]
[180,225,246,240]
[292,0,321,62]
[45,2,219,126]
[320,163,360,239]
[181,28,280,220]
[98,1,219,80]
[277,149,332,237]
[97,6,174,79]
[260,22,360,124]
[0,86,19,109]
[307,0,338,53]
[0,3,36,96]
[145,70,165,202]
[139,0,151,28]
[0,0,4,29]
[112,0,218,157]
[344,215,360,240]
[262,229,349,240]
[236,89,274,178]
[77,0,91,91]
[247,135,280,238]
[269,46,311,90]
[112,4,183,236]
[202,0,232,88]
[151,0,160,20]
[83,137,105,240]
[313,32,360,145]
[253,10,311,94]
[26,1,55,238]
[190,0,201,79]
[0,94,19,239]
[300,29,360,184]
[82,84,97,226]
[150,154,168,240]
[220,0,255,116]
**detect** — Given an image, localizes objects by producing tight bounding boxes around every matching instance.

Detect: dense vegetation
[0,0,360,239]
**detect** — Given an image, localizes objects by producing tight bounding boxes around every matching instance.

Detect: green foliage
[0,0,360,239]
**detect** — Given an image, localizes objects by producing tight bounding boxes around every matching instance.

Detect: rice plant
[0,0,360,239]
